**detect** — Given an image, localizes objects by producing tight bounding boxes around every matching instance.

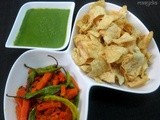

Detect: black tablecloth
[1,0,160,120]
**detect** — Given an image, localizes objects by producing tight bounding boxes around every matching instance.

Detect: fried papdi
[72,0,153,87]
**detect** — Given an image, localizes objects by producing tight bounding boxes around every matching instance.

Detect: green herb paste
[14,8,70,48]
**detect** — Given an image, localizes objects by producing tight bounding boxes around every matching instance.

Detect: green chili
[35,65,60,75]
[73,93,80,107]
[25,86,60,99]
[43,95,79,120]
[65,71,71,87]
[26,70,37,91]
[28,108,36,120]
[24,64,61,75]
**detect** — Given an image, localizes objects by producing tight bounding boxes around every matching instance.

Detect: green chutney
[14,8,70,48]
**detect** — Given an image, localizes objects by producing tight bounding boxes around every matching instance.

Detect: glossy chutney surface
[14,8,70,48]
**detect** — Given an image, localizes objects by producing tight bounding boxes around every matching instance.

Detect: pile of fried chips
[72,0,153,87]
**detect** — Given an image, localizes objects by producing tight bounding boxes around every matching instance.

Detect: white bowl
[4,50,89,120]
[5,2,75,50]
[68,2,160,94]
[4,2,160,120]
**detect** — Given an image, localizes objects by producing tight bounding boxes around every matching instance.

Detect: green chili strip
[73,93,80,107]
[25,86,60,99]
[28,108,36,120]
[24,64,61,75]
[66,71,71,87]
[35,65,59,75]
[43,95,79,120]
[27,70,37,91]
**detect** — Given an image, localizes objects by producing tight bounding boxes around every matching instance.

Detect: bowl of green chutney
[5,2,75,50]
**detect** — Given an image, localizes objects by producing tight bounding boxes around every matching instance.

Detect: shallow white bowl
[4,2,160,120]
[68,2,160,94]
[5,2,75,50]
[4,50,89,120]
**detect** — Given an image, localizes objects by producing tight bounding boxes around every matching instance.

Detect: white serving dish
[5,2,75,50]
[4,2,160,120]
[4,50,89,120]
[68,2,160,94]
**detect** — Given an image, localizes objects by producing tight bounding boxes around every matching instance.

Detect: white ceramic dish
[4,50,89,120]
[4,2,160,120]
[5,2,75,50]
[68,2,160,94]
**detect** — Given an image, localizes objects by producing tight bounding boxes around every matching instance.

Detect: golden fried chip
[100,72,115,83]
[102,23,121,44]
[113,32,136,44]
[89,6,106,21]
[114,17,127,29]
[90,0,105,9]
[121,47,145,78]
[126,75,149,87]
[118,5,127,18]
[81,14,90,24]
[80,65,91,73]
[78,35,103,59]
[74,34,90,47]
[96,15,114,30]
[72,0,153,88]
[113,69,125,85]
[138,31,153,50]
[123,22,133,34]
[72,48,89,65]
[102,45,128,63]
[76,20,92,33]
[108,11,121,21]
[88,27,100,37]
[88,58,110,77]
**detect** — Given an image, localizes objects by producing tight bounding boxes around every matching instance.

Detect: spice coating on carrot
[13,56,80,120]
[31,72,52,92]
[15,87,30,120]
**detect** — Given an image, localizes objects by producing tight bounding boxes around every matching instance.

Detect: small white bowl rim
[5,1,75,50]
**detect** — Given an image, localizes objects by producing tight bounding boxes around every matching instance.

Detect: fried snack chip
[72,0,153,88]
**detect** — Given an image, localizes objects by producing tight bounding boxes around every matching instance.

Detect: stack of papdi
[72,0,153,88]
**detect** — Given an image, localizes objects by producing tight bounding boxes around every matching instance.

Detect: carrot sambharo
[7,55,80,120]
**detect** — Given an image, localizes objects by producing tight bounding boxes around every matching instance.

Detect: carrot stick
[60,85,66,97]
[58,71,66,83]
[16,106,21,120]
[66,88,78,99]
[15,86,26,107]
[52,75,59,85]
[15,86,30,120]
[32,72,52,92]
[37,101,61,111]
[20,99,30,120]
[59,107,72,120]
[52,71,66,85]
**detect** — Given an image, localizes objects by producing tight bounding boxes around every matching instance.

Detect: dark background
[0,0,160,120]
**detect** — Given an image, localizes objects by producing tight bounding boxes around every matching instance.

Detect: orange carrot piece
[20,99,30,120]
[71,76,80,91]
[16,106,21,120]
[15,86,30,120]
[32,72,52,92]
[15,86,26,107]
[52,71,66,86]
[52,75,60,86]
[15,86,27,120]
[59,107,72,120]
[60,85,66,97]
[66,88,78,99]
[58,71,66,83]
[37,101,61,111]
[59,111,67,119]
